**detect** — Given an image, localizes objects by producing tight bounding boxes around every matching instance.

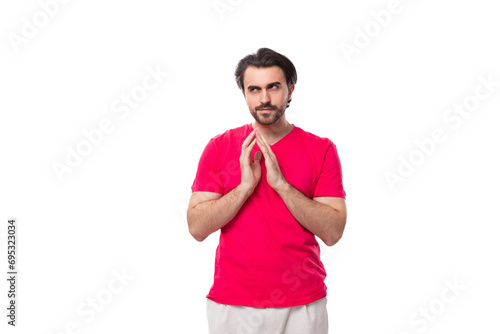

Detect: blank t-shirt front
[191,123,346,308]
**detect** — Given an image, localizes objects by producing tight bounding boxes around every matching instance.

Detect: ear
[287,84,295,99]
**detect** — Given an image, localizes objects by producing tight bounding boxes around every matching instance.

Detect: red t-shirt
[191,123,346,307]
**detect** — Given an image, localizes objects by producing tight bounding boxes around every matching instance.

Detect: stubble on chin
[251,108,285,125]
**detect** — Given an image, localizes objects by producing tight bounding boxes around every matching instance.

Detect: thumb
[253,151,262,163]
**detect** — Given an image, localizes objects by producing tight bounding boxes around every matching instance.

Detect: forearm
[276,182,346,246]
[187,184,252,242]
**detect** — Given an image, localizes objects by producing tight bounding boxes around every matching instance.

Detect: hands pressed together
[239,128,288,195]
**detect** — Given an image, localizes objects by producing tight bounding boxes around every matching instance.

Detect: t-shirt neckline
[248,122,296,147]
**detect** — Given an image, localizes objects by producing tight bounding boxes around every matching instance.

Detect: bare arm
[255,128,347,246]
[277,183,347,246]
[187,186,252,242]
[187,129,262,242]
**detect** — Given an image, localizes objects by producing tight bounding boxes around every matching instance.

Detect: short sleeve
[191,138,224,194]
[313,142,346,199]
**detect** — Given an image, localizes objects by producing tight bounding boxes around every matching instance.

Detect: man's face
[242,66,294,125]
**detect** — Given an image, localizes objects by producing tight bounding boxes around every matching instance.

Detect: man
[187,47,347,334]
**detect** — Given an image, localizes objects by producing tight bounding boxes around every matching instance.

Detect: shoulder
[293,125,335,149]
[211,123,251,145]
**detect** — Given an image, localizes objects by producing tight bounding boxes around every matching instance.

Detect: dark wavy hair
[235,48,297,108]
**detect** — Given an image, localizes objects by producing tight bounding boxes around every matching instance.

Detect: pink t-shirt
[191,123,346,307]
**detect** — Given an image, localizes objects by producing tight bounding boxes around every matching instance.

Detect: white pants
[206,297,329,334]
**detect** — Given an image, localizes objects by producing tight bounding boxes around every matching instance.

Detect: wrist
[237,183,255,198]
[274,178,290,195]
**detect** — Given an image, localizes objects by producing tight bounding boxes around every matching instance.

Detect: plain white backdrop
[1,0,499,333]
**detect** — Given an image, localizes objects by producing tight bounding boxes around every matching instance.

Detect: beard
[250,103,286,125]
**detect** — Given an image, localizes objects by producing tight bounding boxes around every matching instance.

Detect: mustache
[256,103,277,110]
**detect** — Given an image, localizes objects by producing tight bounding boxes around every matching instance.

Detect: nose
[260,89,270,104]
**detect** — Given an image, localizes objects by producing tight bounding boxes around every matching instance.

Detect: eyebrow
[246,82,282,90]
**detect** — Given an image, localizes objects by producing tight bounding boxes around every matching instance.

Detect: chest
[219,141,321,198]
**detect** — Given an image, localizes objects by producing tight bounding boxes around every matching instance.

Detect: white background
[1,0,499,333]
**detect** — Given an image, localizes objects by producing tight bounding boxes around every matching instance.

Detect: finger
[257,144,275,171]
[253,150,262,163]
[248,137,257,152]
[241,134,257,159]
[242,138,258,162]
[242,129,257,149]
[256,130,273,153]
[255,128,266,144]
[256,137,270,159]
[256,136,279,170]
[256,134,273,159]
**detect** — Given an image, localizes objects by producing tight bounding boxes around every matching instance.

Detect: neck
[252,116,293,145]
